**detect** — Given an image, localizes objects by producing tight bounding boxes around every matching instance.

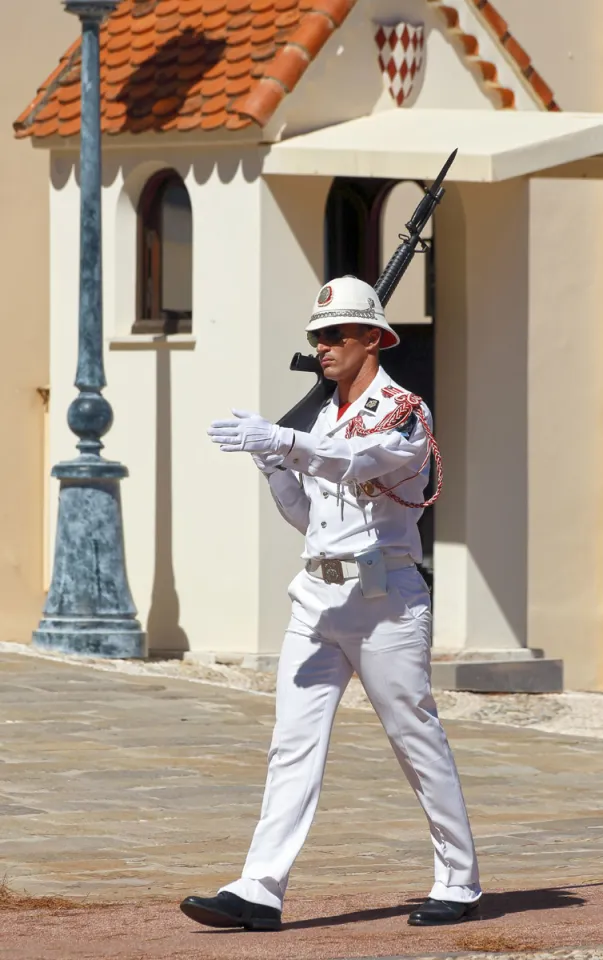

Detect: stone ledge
[107,335,197,351]
[433,647,545,662]
[183,651,281,673]
[431,658,564,694]
[183,651,564,692]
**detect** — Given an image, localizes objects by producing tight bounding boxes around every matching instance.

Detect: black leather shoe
[179,891,282,931]
[407,897,481,926]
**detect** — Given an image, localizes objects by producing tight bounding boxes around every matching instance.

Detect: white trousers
[221,566,480,911]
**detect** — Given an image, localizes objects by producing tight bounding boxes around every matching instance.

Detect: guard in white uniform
[181,277,481,931]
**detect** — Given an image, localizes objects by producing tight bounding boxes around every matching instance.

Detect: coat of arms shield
[375,22,425,107]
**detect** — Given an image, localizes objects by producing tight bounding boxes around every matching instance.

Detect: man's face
[307,323,380,381]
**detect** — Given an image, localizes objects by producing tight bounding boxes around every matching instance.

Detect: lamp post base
[33,458,147,660]
[33,618,146,659]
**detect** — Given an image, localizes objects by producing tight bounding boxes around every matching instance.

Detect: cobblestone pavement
[3,640,603,741]
[1,649,603,959]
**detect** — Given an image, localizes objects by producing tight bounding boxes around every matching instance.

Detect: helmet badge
[317,285,333,306]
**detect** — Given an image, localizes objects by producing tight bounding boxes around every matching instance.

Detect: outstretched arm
[279,419,429,484]
[208,409,429,486]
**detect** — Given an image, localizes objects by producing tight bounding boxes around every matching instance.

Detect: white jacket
[267,367,432,563]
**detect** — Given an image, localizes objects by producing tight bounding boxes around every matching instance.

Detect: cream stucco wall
[48,148,326,658]
[495,0,603,112]
[434,179,530,656]
[433,173,603,690]
[0,6,77,643]
[258,175,332,652]
[527,176,603,690]
[47,145,603,687]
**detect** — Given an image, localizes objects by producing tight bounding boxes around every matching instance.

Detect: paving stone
[1,651,603,960]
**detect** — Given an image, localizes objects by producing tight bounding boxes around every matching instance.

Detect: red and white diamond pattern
[375,22,425,107]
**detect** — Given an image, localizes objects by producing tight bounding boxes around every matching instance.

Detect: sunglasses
[306,326,347,348]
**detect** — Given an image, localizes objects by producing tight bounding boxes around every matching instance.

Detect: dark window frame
[325,177,435,316]
[133,169,193,335]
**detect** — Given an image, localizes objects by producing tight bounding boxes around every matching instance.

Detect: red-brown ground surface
[2,883,603,960]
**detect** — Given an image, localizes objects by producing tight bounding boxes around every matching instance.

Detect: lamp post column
[33,0,146,658]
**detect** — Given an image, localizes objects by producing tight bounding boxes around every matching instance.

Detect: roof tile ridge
[234,0,357,127]
[14,38,82,137]
[427,0,516,109]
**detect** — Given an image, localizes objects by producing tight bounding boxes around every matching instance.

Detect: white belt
[306,554,415,585]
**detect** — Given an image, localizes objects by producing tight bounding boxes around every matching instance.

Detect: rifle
[277,149,458,431]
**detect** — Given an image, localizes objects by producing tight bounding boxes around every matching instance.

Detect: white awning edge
[263,110,603,183]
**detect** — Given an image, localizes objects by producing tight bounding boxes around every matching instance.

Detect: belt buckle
[321,559,345,585]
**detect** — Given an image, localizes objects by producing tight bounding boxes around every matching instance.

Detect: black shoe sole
[407,902,481,927]
[179,901,282,932]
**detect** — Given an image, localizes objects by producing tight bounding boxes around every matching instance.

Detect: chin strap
[345,386,443,509]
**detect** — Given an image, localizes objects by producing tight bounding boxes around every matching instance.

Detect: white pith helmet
[305,276,400,350]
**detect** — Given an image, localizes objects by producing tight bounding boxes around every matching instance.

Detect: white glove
[251,453,285,476]
[207,409,294,455]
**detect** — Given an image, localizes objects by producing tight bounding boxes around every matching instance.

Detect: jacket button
[323,491,329,498]
[321,521,327,528]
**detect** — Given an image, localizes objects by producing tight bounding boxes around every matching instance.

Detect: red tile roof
[14,0,558,140]
[14,0,356,138]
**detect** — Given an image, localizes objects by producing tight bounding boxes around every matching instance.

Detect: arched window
[134,170,193,335]
[324,181,370,282]
[324,178,385,284]
[378,180,434,327]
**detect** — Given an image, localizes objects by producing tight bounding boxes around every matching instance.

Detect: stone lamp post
[33,0,146,658]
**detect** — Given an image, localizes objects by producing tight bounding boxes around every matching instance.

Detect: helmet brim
[305,317,400,350]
